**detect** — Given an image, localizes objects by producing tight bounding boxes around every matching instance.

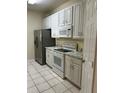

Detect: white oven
[52,43,77,78]
[53,51,64,72]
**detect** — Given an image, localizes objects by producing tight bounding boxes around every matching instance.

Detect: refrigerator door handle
[35,37,38,48]
[34,40,36,46]
[36,40,38,48]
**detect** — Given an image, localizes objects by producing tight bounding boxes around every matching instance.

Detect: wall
[52,0,80,13]
[56,38,83,52]
[45,0,81,15]
[27,10,43,59]
[45,0,83,52]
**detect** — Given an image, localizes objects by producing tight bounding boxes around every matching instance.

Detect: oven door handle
[54,51,63,56]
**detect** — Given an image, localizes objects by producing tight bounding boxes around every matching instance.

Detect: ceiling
[27,0,69,13]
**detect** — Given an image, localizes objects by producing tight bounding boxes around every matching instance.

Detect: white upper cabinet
[51,12,59,38]
[42,18,46,29]
[58,6,73,27]
[73,2,84,39]
[48,15,52,28]
[42,15,51,29]
[57,3,84,39]
[65,6,73,25]
[42,2,84,39]
[58,9,65,27]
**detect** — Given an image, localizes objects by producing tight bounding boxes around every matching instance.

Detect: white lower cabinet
[65,55,72,80]
[72,61,81,87]
[65,55,82,87]
[46,49,53,68]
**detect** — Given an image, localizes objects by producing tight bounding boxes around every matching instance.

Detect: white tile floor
[27,60,81,93]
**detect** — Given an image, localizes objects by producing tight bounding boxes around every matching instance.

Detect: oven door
[53,51,64,72]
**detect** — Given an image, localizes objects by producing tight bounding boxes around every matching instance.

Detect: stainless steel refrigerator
[34,29,55,65]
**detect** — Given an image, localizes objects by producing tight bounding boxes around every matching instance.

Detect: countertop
[45,46,61,50]
[65,51,83,60]
[45,46,83,60]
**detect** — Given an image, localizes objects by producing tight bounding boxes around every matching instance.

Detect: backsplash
[56,38,84,52]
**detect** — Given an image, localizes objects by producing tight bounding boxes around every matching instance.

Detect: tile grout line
[33,62,72,93]
[28,61,74,93]
[32,62,67,93]
[30,64,48,93]
[28,65,41,93]
[32,62,57,93]
[36,68,57,93]
[28,62,50,93]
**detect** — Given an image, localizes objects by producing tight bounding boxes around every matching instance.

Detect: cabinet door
[51,12,59,38]
[46,16,51,29]
[71,57,82,87]
[49,51,53,67]
[72,63,81,87]
[58,9,65,27]
[73,2,83,39]
[46,49,53,67]
[42,16,51,29]
[65,6,73,25]
[65,55,72,80]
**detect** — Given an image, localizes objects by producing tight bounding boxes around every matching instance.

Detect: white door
[81,0,97,93]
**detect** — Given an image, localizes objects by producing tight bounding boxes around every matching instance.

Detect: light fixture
[28,0,38,5]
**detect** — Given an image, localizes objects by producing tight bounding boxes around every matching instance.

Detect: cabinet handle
[82,60,85,63]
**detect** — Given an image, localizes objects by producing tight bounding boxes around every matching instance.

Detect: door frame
[92,39,97,93]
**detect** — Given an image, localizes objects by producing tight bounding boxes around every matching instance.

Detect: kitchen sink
[54,48,72,52]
